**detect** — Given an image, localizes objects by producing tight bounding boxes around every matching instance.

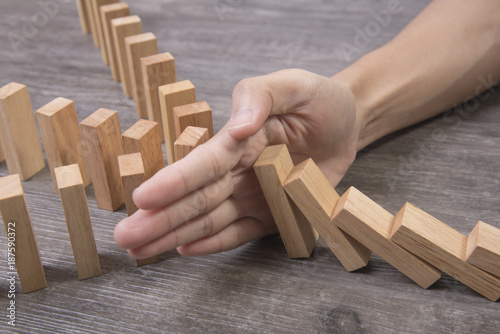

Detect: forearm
[332,0,500,150]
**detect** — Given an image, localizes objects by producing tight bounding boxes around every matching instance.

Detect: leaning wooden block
[390,203,500,301]
[36,97,91,193]
[283,159,371,271]
[173,101,214,139]
[80,108,125,211]
[466,221,500,278]
[76,0,91,34]
[254,145,318,258]
[55,165,102,280]
[0,82,45,181]
[0,174,46,293]
[174,126,209,161]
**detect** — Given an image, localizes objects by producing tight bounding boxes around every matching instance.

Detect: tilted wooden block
[90,0,118,52]
[254,145,318,258]
[466,221,500,278]
[76,0,91,34]
[174,126,209,161]
[173,101,214,139]
[0,174,46,293]
[55,165,102,280]
[0,82,45,181]
[158,80,197,164]
[283,159,371,271]
[390,203,500,301]
[36,97,91,193]
[85,0,99,46]
[80,108,124,211]
[332,187,441,288]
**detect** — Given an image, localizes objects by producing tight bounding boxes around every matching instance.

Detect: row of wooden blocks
[254,145,500,301]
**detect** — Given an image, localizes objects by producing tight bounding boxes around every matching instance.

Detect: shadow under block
[158,80,197,164]
[466,221,500,278]
[55,165,102,280]
[124,33,158,119]
[36,97,91,193]
[0,82,45,181]
[0,175,46,293]
[390,203,500,301]
[332,187,441,288]
[173,101,214,140]
[283,159,371,271]
[100,2,130,81]
[80,108,124,211]
[77,0,91,33]
[174,126,209,161]
[254,145,318,258]
[111,16,143,98]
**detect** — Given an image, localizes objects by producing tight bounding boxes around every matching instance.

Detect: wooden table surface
[0,1,499,333]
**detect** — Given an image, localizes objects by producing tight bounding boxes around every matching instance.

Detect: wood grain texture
[84,0,99,46]
[76,0,90,34]
[0,135,4,162]
[90,0,118,54]
[466,221,500,278]
[174,126,208,161]
[173,101,214,139]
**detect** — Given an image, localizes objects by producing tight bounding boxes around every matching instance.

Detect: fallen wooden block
[390,203,500,301]
[0,174,46,293]
[466,221,500,278]
[254,145,318,258]
[0,82,45,181]
[76,0,91,34]
[36,97,91,193]
[80,108,125,211]
[173,101,214,139]
[283,159,371,271]
[55,164,102,280]
[174,126,209,161]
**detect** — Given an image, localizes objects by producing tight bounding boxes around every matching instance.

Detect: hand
[113,69,361,257]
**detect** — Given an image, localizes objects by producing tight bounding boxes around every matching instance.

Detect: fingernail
[228,108,254,130]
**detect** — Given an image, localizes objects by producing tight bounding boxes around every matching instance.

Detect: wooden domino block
[174,126,209,161]
[0,138,4,162]
[173,101,214,139]
[283,159,371,271]
[36,97,91,193]
[85,0,99,46]
[0,175,46,293]
[254,145,318,258]
[76,0,91,34]
[390,203,500,301]
[55,165,102,280]
[90,0,119,52]
[332,187,441,288]
[158,80,197,164]
[111,16,143,98]
[466,221,500,278]
[80,108,124,211]
[0,82,45,181]
[124,33,158,118]
[141,52,177,140]
[100,2,130,81]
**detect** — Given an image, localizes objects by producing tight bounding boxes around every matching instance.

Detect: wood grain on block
[174,126,209,161]
[390,203,500,301]
[0,175,46,293]
[332,187,441,288]
[111,16,143,98]
[124,33,158,118]
[36,97,91,193]
[0,82,45,181]
[90,0,118,53]
[55,165,102,280]
[283,159,371,271]
[85,0,99,46]
[173,101,214,139]
[77,0,91,33]
[158,80,197,164]
[80,108,124,211]
[254,145,318,258]
[467,221,500,278]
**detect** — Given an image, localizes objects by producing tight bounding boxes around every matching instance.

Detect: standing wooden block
[124,33,158,119]
[80,108,124,211]
[390,203,500,301]
[100,2,130,81]
[112,16,143,98]
[332,187,441,288]
[36,98,91,193]
[141,52,177,140]
[0,175,46,293]
[173,101,214,139]
[158,80,197,164]
[0,82,45,181]
[90,0,119,52]
[254,145,318,258]
[85,0,99,46]
[467,221,500,278]
[55,165,102,280]
[174,126,209,161]
[77,0,91,34]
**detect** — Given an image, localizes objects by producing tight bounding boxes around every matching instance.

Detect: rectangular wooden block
[332,187,441,288]
[55,164,102,280]
[158,80,197,164]
[0,82,45,181]
[173,101,214,140]
[90,0,118,52]
[254,145,318,258]
[85,0,99,46]
[77,0,91,34]
[0,174,46,293]
[80,108,124,211]
[174,126,209,161]
[283,159,371,271]
[467,221,500,278]
[390,203,500,301]
[36,97,91,193]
